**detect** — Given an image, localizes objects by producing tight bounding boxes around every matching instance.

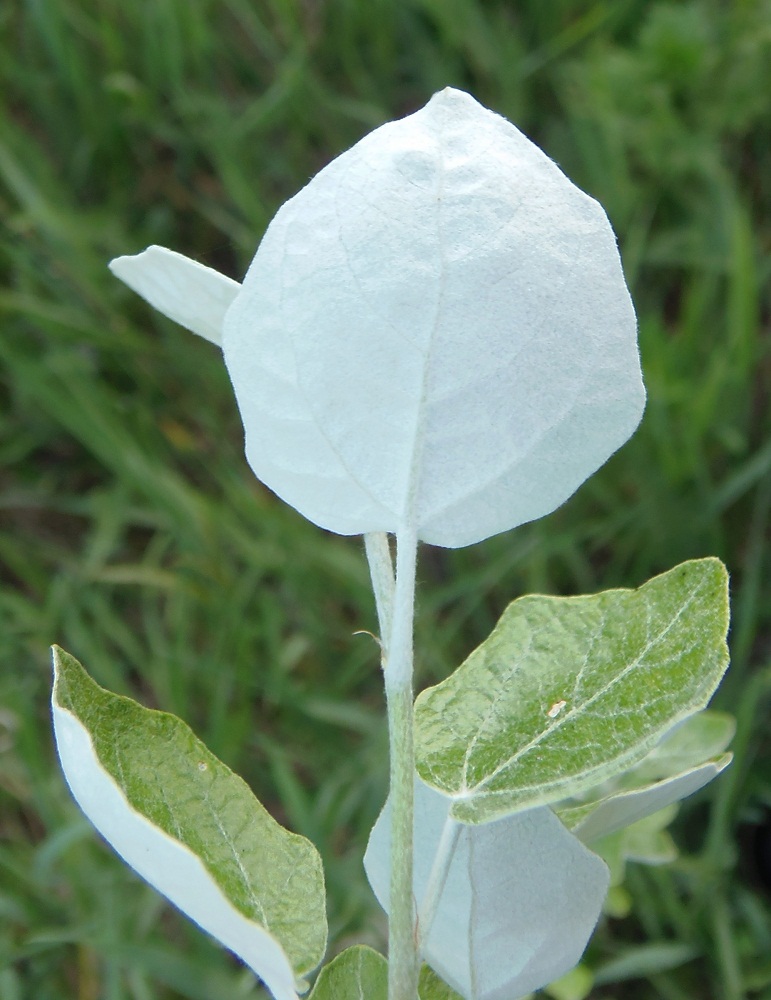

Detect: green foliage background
[1,1,769,998]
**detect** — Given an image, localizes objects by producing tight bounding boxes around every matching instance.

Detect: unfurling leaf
[415,558,730,824]
[51,647,326,1000]
[110,87,644,547]
[364,779,609,1000]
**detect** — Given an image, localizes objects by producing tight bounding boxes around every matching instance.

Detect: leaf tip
[108,245,151,281]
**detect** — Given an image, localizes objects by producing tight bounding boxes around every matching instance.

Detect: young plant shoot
[52,89,732,1000]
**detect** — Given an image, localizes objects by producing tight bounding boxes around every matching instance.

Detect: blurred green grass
[1,0,770,997]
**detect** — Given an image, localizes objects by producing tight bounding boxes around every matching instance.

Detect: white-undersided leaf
[308,946,387,999]
[556,753,732,843]
[221,86,645,546]
[553,708,734,841]
[630,709,735,781]
[364,778,609,1000]
[51,647,326,1000]
[414,558,730,825]
[109,245,240,346]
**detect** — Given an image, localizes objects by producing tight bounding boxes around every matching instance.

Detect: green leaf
[591,806,680,885]
[418,964,464,999]
[415,559,730,824]
[51,647,327,1000]
[603,884,632,918]
[307,948,463,1000]
[364,778,609,1000]
[593,942,699,985]
[623,806,679,865]
[543,964,594,1000]
[308,947,387,1000]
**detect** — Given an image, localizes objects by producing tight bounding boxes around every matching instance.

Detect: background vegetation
[1,0,770,997]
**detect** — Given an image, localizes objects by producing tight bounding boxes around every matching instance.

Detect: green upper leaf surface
[307,947,462,1000]
[415,559,730,824]
[418,965,464,1000]
[308,946,387,1000]
[52,647,326,998]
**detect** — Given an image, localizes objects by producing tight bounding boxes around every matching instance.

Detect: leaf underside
[364,779,609,1000]
[222,88,645,547]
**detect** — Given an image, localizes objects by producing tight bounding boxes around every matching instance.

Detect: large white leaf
[222,87,644,546]
[364,778,609,1000]
[52,647,326,1000]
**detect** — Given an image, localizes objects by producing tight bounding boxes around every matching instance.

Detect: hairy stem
[382,528,419,1000]
[364,532,395,660]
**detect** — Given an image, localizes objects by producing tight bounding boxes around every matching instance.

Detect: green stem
[382,528,419,1000]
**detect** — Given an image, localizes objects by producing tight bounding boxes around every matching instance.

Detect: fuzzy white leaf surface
[109,245,239,346]
[364,778,609,1000]
[565,755,732,843]
[222,87,645,546]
